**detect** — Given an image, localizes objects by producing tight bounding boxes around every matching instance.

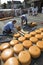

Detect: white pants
[42,10,43,13]
[32,11,35,16]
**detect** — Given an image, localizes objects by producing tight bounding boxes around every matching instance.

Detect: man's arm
[10,24,14,32]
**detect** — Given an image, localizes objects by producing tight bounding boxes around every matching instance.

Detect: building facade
[7,1,22,9]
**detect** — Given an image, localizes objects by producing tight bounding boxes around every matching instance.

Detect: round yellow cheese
[39,28,43,32]
[23,40,32,48]
[13,44,24,53]
[36,41,43,51]
[4,57,19,65]
[35,34,42,39]
[30,37,38,43]
[1,49,14,61]
[29,46,41,58]
[0,43,10,51]
[10,40,19,46]
[35,30,41,34]
[18,36,26,42]
[30,31,36,36]
[14,33,20,38]
[18,51,31,65]
[24,34,31,39]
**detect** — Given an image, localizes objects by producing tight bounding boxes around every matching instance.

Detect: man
[21,14,28,26]
[3,20,17,35]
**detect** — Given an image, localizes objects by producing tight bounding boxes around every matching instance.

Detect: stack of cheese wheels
[32,22,37,26]
[18,36,26,42]
[4,57,19,65]
[18,51,31,65]
[35,30,41,34]
[23,40,32,48]
[29,46,41,58]
[24,34,31,39]
[35,34,42,40]
[36,41,43,51]
[29,22,37,27]
[0,43,10,51]
[14,33,20,38]
[10,40,19,46]
[13,44,24,54]
[30,31,36,36]
[1,49,14,61]
[30,37,38,43]
[39,28,43,32]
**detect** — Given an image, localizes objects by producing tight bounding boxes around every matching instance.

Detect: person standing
[20,14,28,26]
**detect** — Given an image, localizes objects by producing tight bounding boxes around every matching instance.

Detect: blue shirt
[3,22,14,32]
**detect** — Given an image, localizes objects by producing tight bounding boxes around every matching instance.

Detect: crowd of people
[28,6,43,16]
[28,6,38,16]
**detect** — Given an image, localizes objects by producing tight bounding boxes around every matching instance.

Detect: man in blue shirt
[21,15,28,26]
[3,20,17,35]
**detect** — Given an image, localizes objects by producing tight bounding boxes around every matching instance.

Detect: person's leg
[3,31,7,35]
[3,29,11,35]
[8,29,12,34]
[26,18,27,25]
[21,19,23,26]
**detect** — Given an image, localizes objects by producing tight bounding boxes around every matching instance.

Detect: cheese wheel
[35,34,42,39]
[36,41,43,51]
[41,32,43,37]
[13,44,23,53]
[10,40,19,46]
[0,56,1,60]
[32,22,37,25]
[18,36,26,42]
[18,51,31,65]
[0,43,10,51]
[39,28,43,32]
[0,46,1,51]
[30,22,37,27]
[14,33,20,38]
[1,49,14,61]
[29,46,41,58]
[35,30,41,34]
[4,57,19,65]
[30,31,36,36]
[24,34,31,39]
[23,40,32,48]
[30,37,38,43]
[42,39,43,41]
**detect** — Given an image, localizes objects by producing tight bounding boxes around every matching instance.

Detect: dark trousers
[3,29,12,35]
[21,18,27,25]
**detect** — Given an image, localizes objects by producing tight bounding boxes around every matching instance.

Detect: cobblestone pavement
[0,13,43,34]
